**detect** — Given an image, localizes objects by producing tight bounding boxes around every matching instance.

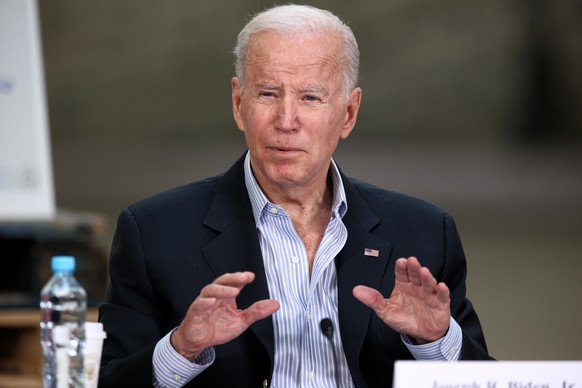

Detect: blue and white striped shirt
[244,153,352,388]
[152,152,462,387]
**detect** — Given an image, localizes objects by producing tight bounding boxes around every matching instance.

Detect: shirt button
[449,347,457,357]
[291,256,299,264]
[306,311,311,321]
[309,371,315,381]
[270,207,278,215]
[172,374,182,382]
[263,378,268,387]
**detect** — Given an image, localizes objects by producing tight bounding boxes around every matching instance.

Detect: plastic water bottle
[40,256,87,388]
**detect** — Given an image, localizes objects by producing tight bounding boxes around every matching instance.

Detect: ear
[340,87,362,140]
[231,77,245,132]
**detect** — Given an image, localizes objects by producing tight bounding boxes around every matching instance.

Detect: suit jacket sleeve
[441,213,492,360]
[98,208,169,387]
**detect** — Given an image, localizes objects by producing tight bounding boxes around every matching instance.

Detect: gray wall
[39,0,582,361]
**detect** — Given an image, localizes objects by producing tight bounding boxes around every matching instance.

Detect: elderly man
[99,4,492,388]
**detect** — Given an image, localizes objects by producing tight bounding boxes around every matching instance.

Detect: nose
[274,97,299,132]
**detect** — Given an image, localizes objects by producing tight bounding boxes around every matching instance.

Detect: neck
[257,171,334,218]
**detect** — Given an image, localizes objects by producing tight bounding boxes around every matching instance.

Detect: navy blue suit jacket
[98,153,491,387]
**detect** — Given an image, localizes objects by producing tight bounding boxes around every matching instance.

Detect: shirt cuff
[401,316,462,361]
[152,329,215,387]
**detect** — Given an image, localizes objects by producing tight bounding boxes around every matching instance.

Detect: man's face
[232,31,361,196]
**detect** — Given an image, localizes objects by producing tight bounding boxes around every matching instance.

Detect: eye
[303,95,320,102]
[259,91,275,98]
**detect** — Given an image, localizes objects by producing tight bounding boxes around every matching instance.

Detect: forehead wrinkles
[244,32,345,85]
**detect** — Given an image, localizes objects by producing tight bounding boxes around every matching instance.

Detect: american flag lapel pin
[364,248,380,258]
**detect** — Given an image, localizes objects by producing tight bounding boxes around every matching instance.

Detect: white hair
[233,4,360,95]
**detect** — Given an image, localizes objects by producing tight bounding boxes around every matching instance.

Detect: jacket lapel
[200,154,275,362]
[337,177,394,378]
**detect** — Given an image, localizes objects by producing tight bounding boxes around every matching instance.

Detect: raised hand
[171,272,280,360]
[353,257,450,344]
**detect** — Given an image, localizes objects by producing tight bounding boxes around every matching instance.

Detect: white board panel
[0,0,55,220]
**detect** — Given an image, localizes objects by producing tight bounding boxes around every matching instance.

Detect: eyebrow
[301,86,328,96]
[255,82,329,96]
[255,82,278,91]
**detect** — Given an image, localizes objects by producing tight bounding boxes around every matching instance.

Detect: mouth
[269,146,301,153]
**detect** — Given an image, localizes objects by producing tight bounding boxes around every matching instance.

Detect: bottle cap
[51,256,76,273]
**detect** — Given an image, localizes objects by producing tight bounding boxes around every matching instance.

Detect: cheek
[237,104,254,132]
[318,118,347,152]
[239,111,269,145]
[242,103,272,128]
[324,116,347,140]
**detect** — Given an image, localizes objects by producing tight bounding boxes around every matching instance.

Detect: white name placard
[0,0,55,220]
[393,361,582,388]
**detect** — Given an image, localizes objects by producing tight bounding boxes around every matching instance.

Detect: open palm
[353,257,450,344]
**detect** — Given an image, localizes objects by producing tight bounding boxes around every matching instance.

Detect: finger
[188,296,218,316]
[435,282,450,303]
[214,272,255,288]
[402,257,423,286]
[419,266,438,295]
[200,272,256,299]
[394,258,410,283]
[241,299,280,325]
[199,283,242,300]
[353,285,388,315]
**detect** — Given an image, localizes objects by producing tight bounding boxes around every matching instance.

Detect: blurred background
[39,0,581,361]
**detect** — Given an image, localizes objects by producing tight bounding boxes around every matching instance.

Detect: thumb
[353,286,386,310]
[242,299,280,325]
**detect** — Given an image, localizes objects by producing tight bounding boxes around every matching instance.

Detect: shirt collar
[244,151,348,226]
